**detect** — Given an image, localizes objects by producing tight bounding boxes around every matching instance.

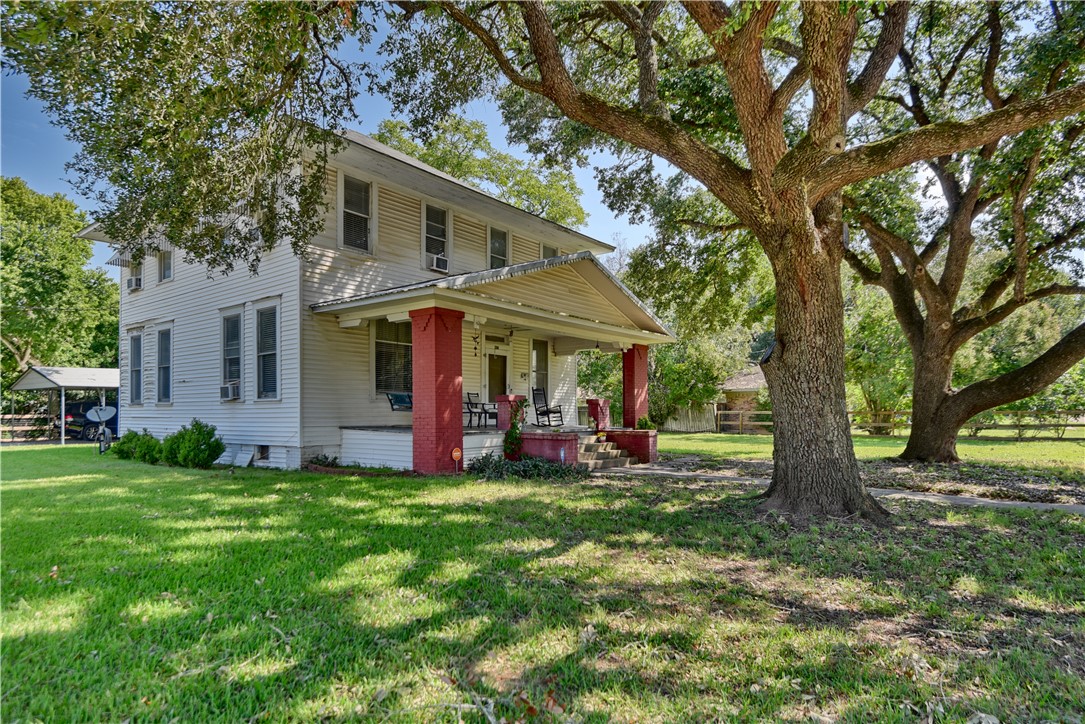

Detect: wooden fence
[1,414,53,441]
[715,408,1085,439]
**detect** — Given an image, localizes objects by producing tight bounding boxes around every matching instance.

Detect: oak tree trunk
[758,229,889,523]
[900,342,963,463]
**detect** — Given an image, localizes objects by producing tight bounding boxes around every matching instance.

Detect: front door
[486,353,508,402]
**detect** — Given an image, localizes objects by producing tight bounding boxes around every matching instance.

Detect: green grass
[660,432,1085,469]
[3,445,1084,721]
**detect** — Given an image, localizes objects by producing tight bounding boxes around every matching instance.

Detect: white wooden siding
[340,428,413,469]
[463,433,503,463]
[117,242,302,457]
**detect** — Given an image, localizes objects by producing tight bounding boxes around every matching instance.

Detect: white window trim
[157,250,173,283]
[156,323,174,405]
[220,307,244,401]
[540,242,561,260]
[421,201,453,273]
[487,224,510,269]
[336,168,378,257]
[128,331,144,406]
[254,300,281,402]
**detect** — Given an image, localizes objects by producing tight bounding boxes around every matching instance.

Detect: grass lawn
[659,432,1085,469]
[3,445,1083,721]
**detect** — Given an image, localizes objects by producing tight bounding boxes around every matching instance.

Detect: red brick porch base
[521,431,580,465]
[606,429,658,464]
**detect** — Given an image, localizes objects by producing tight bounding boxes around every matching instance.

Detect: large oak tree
[844,2,1085,462]
[5,1,1084,520]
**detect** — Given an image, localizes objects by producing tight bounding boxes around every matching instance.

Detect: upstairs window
[222,314,242,386]
[542,244,559,259]
[374,319,412,394]
[157,329,172,403]
[256,306,279,399]
[129,334,143,404]
[489,227,508,269]
[424,205,449,269]
[342,175,372,252]
[158,250,173,282]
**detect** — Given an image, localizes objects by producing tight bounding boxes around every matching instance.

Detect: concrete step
[583,456,639,470]
[579,448,625,461]
[579,441,616,453]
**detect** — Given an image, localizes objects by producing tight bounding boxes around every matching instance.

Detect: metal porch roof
[11,366,120,391]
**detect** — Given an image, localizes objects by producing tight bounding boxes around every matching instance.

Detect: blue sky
[1,62,651,273]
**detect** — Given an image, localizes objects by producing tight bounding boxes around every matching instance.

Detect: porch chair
[465,392,498,428]
[386,392,413,412]
[531,387,564,427]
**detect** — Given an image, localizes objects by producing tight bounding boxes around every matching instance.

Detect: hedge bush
[467,451,589,482]
[161,419,225,469]
[111,429,162,464]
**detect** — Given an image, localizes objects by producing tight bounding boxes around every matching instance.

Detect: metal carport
[10,367,120,445]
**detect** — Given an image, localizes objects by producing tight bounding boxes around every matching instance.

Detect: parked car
[58,401,119,440]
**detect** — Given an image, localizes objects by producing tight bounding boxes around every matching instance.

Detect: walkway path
[594,465,1085,516]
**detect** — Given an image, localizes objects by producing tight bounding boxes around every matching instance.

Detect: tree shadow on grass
[2,449,1083,721]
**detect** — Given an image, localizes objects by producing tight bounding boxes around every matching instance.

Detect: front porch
[312,253,674,474]
[339,423,647,471]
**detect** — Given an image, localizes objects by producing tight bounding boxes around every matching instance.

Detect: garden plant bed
[3,445,1082,721]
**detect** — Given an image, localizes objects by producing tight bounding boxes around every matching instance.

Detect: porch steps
[578,435,638,471]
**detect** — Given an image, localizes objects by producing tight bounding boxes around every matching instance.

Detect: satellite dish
[86,406,117,423]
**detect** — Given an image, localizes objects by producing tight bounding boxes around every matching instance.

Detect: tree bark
[758,223,889,523]
[900,338,962,462]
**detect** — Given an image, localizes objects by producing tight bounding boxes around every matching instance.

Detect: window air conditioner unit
[127,277,143,291]
[427,253,449,273]
[219,382,240,401]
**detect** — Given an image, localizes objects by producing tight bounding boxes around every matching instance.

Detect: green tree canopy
[374,115,587,228]
[1,177,119,396]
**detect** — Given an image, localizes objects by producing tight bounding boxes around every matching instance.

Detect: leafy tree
[1,177,119,399]
[843,280,913,429]
[6,2,1084,520]
[374,115,587,227]
[843,2,1085,462]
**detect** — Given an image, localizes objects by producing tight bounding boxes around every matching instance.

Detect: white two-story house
[82,130,673,472]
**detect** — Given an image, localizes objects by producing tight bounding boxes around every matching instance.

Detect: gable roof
[11,366,120,391]
[81,129,617,257]
[311,251,673,340]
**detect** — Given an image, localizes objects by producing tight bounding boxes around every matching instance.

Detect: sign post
[451,447,463,474]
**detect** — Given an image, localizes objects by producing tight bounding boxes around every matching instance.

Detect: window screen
[532,339,549,393]
[343,176,371,251]
[130,334,143,404]
[425,205,447,257]
[222,314,241,385]
[490,228,508,269]
[157,329,172,402]
[158,250,173,281]
[374,319,412,394]
[257,307,278,399]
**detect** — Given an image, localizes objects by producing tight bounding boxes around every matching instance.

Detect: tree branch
[809,81,1085,202]
[953,283,1085,349]
[846,1,910,117]
[951,321,1085,421]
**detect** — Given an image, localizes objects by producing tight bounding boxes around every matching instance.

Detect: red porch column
[410,306,464,474]
[622,344,649,428]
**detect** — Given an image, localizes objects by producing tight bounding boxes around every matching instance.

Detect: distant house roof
[11,366,120,391]
[721,366,766,393]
